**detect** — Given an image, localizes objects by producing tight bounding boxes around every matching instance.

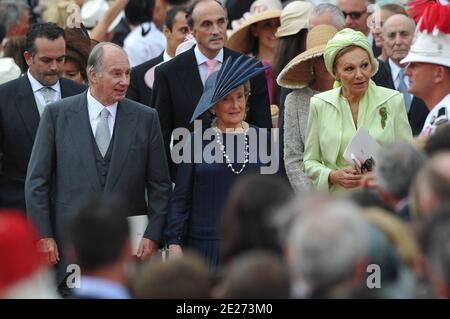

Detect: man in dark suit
[151,0,271,179]
[25,42,172,285]
[372,14,429,136]
[127,5,189,106]
[337,0,380,58]
[0,22,86,212]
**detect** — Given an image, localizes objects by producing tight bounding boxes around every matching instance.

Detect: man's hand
[37,238,59,265]
[168,244,183,259]
[136,238,159,260]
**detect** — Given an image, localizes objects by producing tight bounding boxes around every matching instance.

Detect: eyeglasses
[342,10,367,20]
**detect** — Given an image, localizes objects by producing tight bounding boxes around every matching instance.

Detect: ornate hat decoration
[401,0,450,67]
[190,55,269,123]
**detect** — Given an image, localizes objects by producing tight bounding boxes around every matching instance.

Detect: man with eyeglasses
[401,2,450,138]
[337,0,381,57]
[338,0,369,35]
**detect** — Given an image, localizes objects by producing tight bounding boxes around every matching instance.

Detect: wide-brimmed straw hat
[227,9,282,53]
[277,25,338,89]
[190,56,268,123]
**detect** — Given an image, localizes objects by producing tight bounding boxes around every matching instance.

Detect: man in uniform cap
[402,0,450,137]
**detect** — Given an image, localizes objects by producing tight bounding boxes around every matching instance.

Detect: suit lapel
[176,47,238,122]
[16,77,40,141]
[177,48,204,109]
[67,92,102,192]
[104,101,137,192]
[384,61,396,89]
[60,78,83,98]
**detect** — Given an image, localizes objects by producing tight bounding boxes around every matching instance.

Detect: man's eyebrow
[110,67,130,72]
[200,18,212,24]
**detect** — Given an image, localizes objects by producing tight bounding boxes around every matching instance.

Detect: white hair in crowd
[287,198,371,295]
[308,3,345,30]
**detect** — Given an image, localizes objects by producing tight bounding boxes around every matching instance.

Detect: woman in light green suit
[303,28,412,193]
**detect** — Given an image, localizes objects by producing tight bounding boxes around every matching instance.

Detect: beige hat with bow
[275,1,312,38]
[277,25,338,89]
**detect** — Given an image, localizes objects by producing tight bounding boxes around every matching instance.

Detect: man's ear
[24,51,33,67]
[435,65,448,84]
[88,67,98,85]
[163,25,171,39]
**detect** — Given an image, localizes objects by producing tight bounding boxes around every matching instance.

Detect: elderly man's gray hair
[309,3,345,30]
[86,42,127,76]
[0,0,28,34]
[287,199,371,294]
[375,141,426,200]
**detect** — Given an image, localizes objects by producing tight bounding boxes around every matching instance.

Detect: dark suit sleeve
[144,110,172,242]
[409,99,429,136]
[246,64,272,129]
[25,107,56,238]
[151,65,174,172]
[165,137,194,245]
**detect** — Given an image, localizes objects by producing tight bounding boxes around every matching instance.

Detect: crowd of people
[0,0,449,299]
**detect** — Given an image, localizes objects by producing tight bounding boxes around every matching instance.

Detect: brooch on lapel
[379,106,388,129]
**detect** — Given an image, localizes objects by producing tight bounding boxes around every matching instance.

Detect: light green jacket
[303,81,413,193]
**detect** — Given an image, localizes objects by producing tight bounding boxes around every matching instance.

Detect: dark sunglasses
[342,10,367,20]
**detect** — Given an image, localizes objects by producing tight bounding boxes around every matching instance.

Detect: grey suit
[25,92,171,282]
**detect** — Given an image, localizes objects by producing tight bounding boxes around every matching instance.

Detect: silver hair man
[375,141,425,201]
[308,3,345,30]
[0,0,28,35]
[86,42,127,78]
[287,198,371,297]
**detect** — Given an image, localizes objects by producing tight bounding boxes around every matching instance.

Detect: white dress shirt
[27,70,61,116]
[163,50,172,62]
[194,46,224,85]
[367,32,374,46]
[87,89,118,137]
[123,22,166,67]
[388,59,411,95]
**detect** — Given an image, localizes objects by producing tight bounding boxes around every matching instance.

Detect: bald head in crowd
[382,14,415,67]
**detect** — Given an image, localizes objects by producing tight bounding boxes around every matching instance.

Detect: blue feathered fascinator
[190,55,269,123]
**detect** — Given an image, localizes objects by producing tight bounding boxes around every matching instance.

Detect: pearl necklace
[213,126,249,175]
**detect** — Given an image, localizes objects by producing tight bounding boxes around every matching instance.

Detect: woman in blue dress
[165,57,274,268]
